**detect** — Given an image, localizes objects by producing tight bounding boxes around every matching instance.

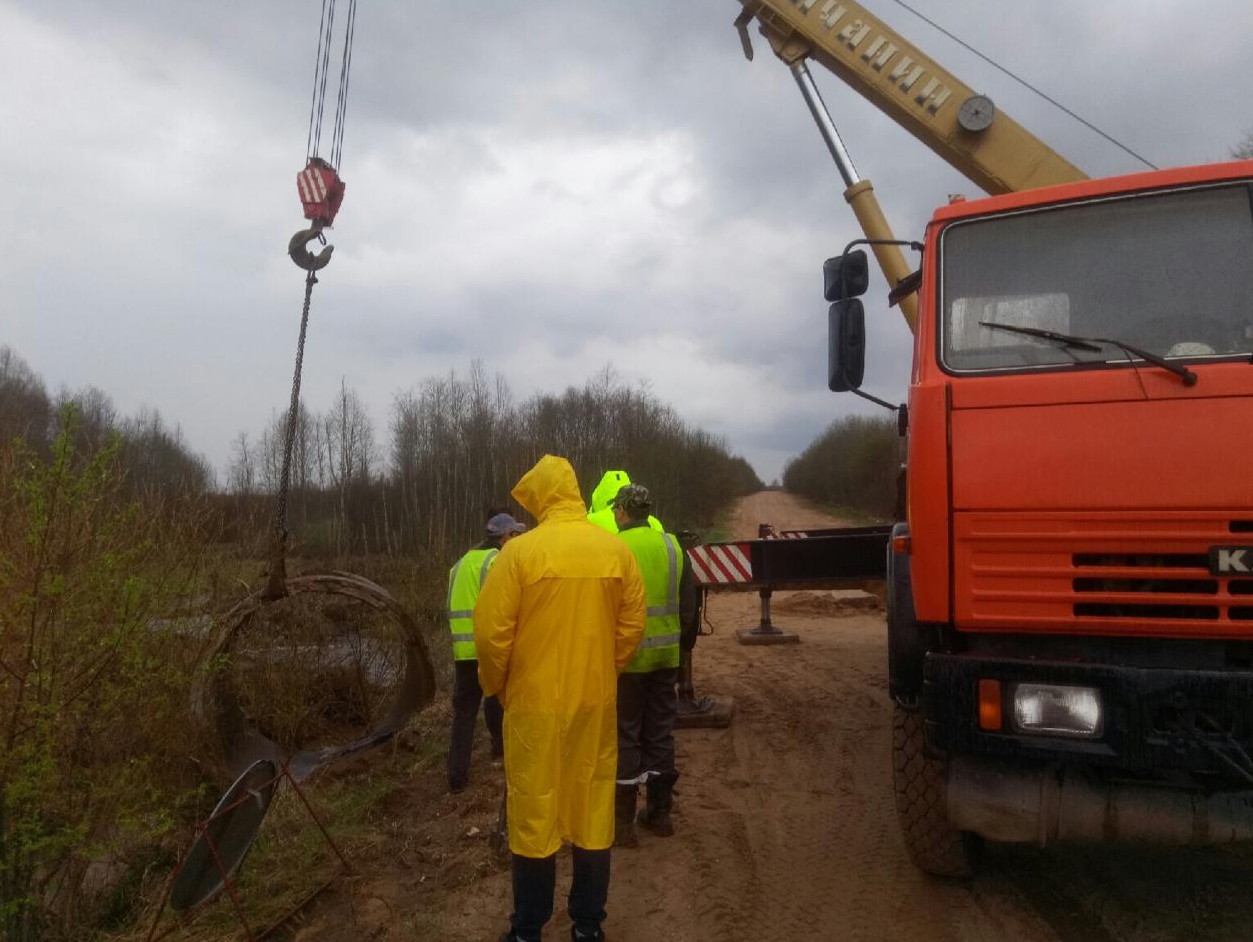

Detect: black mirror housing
[828,299,866,392]
[824,249,870,301]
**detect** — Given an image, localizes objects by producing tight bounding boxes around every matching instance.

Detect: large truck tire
[892,703,979,878]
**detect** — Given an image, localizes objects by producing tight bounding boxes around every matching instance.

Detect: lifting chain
[264,269,318,599]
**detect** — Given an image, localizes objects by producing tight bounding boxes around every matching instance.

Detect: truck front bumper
[925,651,1253,844]
[924,651,1253,780]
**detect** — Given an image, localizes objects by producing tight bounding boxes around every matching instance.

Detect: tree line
[782,414,901,521]
[2,346,761,558]
[223,362,762,556]
[0,347,213,497]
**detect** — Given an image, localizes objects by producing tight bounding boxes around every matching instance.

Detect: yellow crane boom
[739,0,1087,194]
[735,1,1088,332]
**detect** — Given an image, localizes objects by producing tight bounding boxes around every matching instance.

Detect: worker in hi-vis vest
[446,511,527,793]
[586,469,663,533]
[611,484,696,846]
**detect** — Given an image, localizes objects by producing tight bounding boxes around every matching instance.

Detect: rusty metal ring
[192,572,436,781]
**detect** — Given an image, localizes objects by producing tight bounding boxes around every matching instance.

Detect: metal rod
[791,60,860,189]
[201,827,255,941]
[281,759,353,872]
[756,588,780,634]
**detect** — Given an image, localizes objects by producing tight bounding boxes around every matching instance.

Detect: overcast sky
[5,1,1252,483]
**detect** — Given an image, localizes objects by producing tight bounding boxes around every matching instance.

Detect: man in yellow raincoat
[475,455,647,942]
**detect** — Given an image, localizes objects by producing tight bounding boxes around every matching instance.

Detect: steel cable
[887,0,1158,170]
[305,0,332,160]
[309,0,338,160]
[331,0,358,169]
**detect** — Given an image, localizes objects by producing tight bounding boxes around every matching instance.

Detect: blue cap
[486,513,527,537]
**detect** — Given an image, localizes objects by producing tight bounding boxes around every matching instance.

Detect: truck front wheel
[892,703,979,878]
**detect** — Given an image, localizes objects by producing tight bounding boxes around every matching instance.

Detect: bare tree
[0,346,52,451]
[1232,128,1253,160]
[226,364,763,557]
[228,431,256,495]
[54,384,118,455]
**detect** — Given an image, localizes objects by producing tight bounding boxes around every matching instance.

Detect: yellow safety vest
[618,526,682,673]
[447,547,499,661]
[587,507,665,534]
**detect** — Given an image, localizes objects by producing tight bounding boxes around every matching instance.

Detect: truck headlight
[1012,683,1102,738]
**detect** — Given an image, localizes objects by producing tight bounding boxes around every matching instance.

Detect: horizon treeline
[782,414,901,520]
[223,362,763,555]
[1,347,762,556]
[0,346,214,495]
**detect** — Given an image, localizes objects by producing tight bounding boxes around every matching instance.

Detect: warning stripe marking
[298,167,330,203]
[689,543,753,585]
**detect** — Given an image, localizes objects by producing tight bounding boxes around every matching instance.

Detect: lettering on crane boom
[787,0,953,117]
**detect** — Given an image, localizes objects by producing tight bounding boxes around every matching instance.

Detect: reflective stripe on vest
[618,527,682,673]
[447,547,498,661]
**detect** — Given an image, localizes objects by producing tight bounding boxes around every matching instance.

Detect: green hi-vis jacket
[617,522,682,673]
[586,469,663,534]
[447,546,499,661]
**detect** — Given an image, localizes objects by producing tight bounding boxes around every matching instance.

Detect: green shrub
[0,407,209,940]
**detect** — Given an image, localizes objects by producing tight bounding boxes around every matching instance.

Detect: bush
[0,408,210,940]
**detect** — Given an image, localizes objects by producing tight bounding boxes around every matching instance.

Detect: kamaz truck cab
[829,159,1253,875]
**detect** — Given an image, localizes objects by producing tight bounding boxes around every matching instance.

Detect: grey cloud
[6,0,1252,484]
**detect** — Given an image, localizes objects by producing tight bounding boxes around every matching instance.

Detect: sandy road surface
[296,492,1253,942]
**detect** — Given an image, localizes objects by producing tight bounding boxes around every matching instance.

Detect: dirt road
[293,492,1253,942]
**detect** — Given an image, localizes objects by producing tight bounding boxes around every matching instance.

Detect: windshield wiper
[979,321,1198,387]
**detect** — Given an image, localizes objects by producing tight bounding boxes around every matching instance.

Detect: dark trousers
[511,847,610,940]
[447,659,503,788]
[616,667,679,781]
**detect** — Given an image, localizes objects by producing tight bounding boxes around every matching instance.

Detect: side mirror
[828,299,866,392]
[824,249,869,301]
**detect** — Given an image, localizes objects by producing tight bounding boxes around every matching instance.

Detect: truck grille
[955,513,1253,636]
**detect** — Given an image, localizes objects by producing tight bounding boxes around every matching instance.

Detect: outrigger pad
[736,626,800,646]
[675,696,735,729]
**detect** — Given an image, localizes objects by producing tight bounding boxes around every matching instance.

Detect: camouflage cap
[613,483,652,514]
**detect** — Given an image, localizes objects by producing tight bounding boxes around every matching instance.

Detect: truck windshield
[941,183,1253,373]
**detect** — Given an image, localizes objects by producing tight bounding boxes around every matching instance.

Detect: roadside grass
[789,492,889,527]
[700,504,737,544]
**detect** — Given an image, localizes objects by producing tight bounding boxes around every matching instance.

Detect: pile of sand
[770,589,884,617]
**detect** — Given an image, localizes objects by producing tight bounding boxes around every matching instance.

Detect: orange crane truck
[738,0,1253,876]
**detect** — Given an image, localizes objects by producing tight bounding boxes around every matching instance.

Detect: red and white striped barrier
[688,542,753,586]
[766,531,808,540]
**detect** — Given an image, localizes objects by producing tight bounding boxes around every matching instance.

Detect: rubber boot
[614,784,639,848]
[638,772,677,837]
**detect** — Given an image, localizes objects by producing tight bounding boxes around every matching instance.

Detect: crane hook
[288,224,334,271]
